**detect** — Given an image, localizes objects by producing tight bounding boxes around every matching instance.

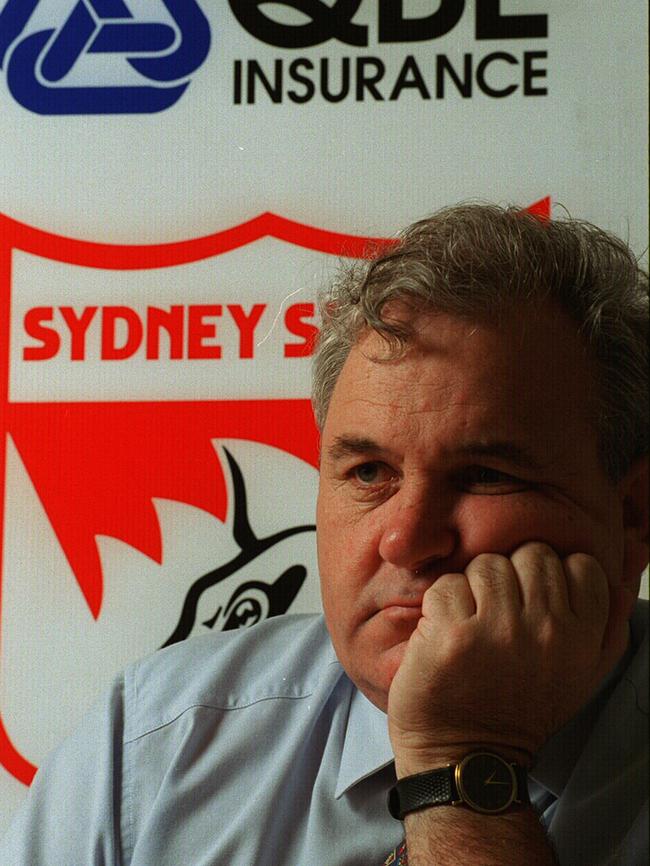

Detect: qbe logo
[0,0,211,114]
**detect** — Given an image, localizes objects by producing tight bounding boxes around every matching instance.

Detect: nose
[378,485,458,572]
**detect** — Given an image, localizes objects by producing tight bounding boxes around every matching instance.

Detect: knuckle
[427,572,460,598]
[430,580,457,606]
[563,552,602,575]
[467,552,510,578]
[512,540,557,563]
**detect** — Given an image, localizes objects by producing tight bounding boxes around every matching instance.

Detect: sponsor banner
[0,211,395,796]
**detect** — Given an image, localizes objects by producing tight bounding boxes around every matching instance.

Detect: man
[2,204,648,865]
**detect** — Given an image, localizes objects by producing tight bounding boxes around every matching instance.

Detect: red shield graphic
[0,198,550,786]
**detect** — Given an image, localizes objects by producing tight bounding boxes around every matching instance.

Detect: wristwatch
[388,751,529,820]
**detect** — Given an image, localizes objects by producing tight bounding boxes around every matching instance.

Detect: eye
[458,465,530,493]
[352,461,394,486]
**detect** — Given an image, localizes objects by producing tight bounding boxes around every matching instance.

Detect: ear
[618,455,649,594]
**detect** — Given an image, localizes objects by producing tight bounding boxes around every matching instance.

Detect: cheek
[459,498,562,551]
[317,532,374,632]
[316,502,357,632]
[458,498,622,578]
[316,497,389,669]
[317,492,382,588]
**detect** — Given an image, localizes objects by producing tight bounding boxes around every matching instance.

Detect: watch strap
[388,766,455,820]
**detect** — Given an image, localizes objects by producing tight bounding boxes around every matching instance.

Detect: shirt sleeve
[0,675,126,866]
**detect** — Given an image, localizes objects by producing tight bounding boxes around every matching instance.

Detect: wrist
[393,742,534,778]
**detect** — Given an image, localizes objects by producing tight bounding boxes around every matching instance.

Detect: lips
[380,600,423,622]
[382,597,424,610]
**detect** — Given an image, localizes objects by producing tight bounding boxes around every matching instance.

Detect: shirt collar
[335,677,394,798]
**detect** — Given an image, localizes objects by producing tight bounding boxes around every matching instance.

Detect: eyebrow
[327,435,545,472]
[327,435,386,462]
[455,441,545,473]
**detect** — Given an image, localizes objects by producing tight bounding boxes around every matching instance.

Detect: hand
[387,542,629,772]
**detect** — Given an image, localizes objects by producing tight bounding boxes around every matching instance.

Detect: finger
[464,552,521,621]
[563,552,609,634]
[511,542,569,617]
[423,572,476,623]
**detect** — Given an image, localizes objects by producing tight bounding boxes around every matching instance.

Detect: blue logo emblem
[0,0,211,114]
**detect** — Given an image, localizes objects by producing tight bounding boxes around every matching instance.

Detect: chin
[348,640,409,713]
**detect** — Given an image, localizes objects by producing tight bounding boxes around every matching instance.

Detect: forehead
[324,306,597,464]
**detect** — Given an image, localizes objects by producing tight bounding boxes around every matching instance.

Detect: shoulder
[122,614,340,741]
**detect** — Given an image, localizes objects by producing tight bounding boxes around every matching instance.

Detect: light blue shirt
[1,603,647,865]
[531,599,649,866]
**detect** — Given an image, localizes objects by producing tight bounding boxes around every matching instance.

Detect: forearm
[392,742,557,866]
[403,806,558,866]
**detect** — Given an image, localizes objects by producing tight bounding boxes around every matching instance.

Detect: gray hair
[312,203,649,482]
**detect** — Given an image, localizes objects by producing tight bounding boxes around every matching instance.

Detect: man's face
[316,303,643,711]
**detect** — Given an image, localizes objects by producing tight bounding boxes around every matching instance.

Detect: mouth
[380,601,423,622]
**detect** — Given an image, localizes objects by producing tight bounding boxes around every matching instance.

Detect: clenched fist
[387,542,630,771]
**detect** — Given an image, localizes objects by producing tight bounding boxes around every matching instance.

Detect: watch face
[455,753,517,814]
